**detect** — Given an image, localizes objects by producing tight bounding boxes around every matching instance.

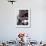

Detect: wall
[0,0,46,42]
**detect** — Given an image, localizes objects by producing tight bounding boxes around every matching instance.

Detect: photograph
[16,9,31,28]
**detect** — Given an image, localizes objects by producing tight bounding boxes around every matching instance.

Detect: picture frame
[16,8,31,28]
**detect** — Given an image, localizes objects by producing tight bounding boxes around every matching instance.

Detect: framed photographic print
[16,8,31,28]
